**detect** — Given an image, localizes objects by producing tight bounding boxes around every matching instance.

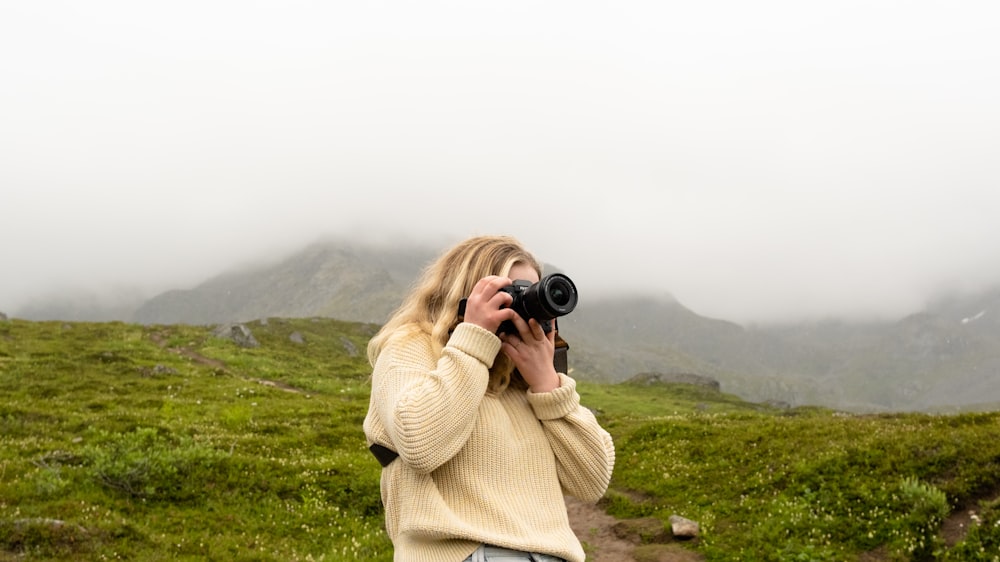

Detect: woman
[363,235,616,562]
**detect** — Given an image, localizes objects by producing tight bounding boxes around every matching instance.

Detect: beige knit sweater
[363,322,616,562]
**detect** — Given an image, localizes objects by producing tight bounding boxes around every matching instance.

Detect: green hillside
[21,239,1000,413]
[1,318,998,561]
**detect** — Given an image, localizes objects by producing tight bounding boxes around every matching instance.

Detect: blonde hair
[367,235,541,392]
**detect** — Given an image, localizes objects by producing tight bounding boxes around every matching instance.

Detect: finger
[508,312,531,338]
[499,334,519,355]
[527,318,546,340]
[471,276,509,298]
[491,290,515,309]
[486,276,513,294]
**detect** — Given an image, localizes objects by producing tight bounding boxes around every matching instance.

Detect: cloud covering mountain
[4,2,1000,325]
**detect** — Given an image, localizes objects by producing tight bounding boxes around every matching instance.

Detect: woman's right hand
[462,276,517,334]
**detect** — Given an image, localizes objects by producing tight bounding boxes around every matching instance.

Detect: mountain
[563,297,856,407]
[14,238,1000,412]
[830,289,1000,411]
[132,240,437,325]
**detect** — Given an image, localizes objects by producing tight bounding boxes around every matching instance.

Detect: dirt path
[941,488,1000,547]
[148,330,306,394]
[567,496,707,562]
[566,496,637,562]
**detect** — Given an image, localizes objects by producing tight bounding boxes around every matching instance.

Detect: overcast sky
[3,1,1000,324]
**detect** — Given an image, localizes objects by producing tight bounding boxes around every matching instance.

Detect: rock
[213,323,260,348]
[289,331,305,344]
[138,364,179,377]
[0,311,7,321]
[340,336,358,357]
[612,517,671,544]
[669,515,700,539]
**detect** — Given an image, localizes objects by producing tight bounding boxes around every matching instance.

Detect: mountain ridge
[11,238,1000,412]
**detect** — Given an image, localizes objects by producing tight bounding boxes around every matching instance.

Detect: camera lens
[491,274,577,334]
[522,273,577,319]
[549,281,571,307]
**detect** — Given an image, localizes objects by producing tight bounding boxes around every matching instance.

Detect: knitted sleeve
[371,323,500,474]
[527,374,616,502]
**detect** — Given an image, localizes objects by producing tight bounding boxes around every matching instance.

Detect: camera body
[496,273,578,335]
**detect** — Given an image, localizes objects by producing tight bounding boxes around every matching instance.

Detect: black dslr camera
[495,273,578,335]
[458,273,578,334]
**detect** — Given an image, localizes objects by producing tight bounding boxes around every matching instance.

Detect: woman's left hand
[500,315,560,393]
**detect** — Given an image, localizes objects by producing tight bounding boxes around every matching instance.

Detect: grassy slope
[580,380,1000,560]
[2,319,999,561]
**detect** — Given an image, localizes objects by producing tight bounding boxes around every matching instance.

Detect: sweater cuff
[448,322,502,367]
[526,373,579,420]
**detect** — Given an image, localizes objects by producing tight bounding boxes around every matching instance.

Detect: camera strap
[369,443,399,467]
[553,332,569,375]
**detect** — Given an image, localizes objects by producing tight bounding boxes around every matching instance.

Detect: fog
[3,1,1000,325]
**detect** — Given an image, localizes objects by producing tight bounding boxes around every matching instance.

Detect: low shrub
[81,427,230,502]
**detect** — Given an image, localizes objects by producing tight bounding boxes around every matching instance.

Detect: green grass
[2,318,1000,561]
[1,319,387,561]
[606,410,1000,560]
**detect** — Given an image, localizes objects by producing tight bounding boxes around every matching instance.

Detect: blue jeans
[463,544,566,562]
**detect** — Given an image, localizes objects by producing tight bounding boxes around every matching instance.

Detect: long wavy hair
[367,235,541,393]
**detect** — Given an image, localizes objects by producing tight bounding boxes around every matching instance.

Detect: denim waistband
[463,543,567,562]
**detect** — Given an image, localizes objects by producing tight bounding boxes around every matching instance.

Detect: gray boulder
[213,324,260,348]
[669,515,700,539]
